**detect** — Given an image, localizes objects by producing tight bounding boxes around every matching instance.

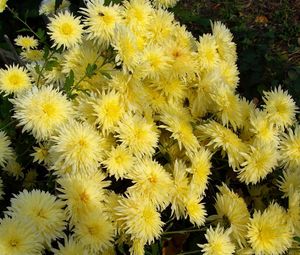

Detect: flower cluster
[0,0,299,254]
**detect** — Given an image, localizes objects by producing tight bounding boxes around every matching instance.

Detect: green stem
[176,250,202,255]
[0,119,17,130]
[7,6,41,40]
[36,50,56,86]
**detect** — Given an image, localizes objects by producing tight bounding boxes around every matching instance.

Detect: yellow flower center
[8,74,21,87]
[10,239,18,248]
[60,23,73,35]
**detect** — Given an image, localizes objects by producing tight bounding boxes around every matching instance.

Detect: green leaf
[43,47,50,59]
[85,63,97,78]
[45,60,58,71]
[34,64,41,75]
[64,70,74,95]
[294,236,300,243]
[36,28,46,42]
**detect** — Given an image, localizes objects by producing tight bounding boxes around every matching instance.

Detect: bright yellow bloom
[199,225,235,255]
[247,203,293,255]
[0,65,32,95]
[14,35,38,49]
[0,131,13,167]
[0,0,7,13]
[52,235,86,255]
[48,11,83,49]
[7,189,66,245]
[0,217,43,255]
[185,194,207,227]
[11,86,73,141]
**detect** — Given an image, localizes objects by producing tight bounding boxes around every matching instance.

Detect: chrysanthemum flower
[185,194,207,227]
[247,203,293,255]
[122,0,153,31]
[210,84,242,130]
[0,177,4,200]
[20,49,44,62]
[52,235,86,255]
[0,131,13,167]
[10,86,73,141]
[263,86,298,129]
[198,121,248,170]
[187,147,212,196]
[199,225,235,255]
[130,238,146,255]
[103,145,135,180]
[127,158,173,209]
[278,168,300,196]
[0,65,32,95]
[39,0,70,15]
[279,125,300,169]
[0,217,43,255]
[80,0,121,46]
[57,171,110,222]
[116,113,159,158]
[215,184,250,245]
[197,33,220,71]
[287,189,300,235]
[14,35,38,49]
[48,11,83,49]
[238,144,278,184]
[170,160,190,219]
[249,109,279,146]
[31,142,51,166]
[212,21,237,64]
[0,0,6,13]
[116,195,164,244]
[160,107,199,152]
[7,189,66,245]
[3,155,23,179]
[74,209,114,253]
[50,120,104,173]
[92,89,125,133]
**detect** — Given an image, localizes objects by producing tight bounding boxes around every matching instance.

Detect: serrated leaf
[36,28,46,42]
[43,47,50,59]
[85,63,97,78]
[64,70,74,95]
[34,64,41,74]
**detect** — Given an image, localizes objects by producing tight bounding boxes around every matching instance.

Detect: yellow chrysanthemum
[278,168,300,196]
[279,125,300,169]
[48,11,83,49]
[92,90,125,133]
[127,158,173,209]
[198,121,248,170]
[238,144,278,184]
[187,147,212,196]
[0,177,4,200]
[11,86,73,141]
[0,217,43,255]
[185,194,207,227]
[3,156,23,179]
[7,189,66,245]
[160,107,199,152]
[57,171,109,222]
[199,225,235,255]
[130,238,146,255]
[14,35,38,49]
[287,189,300,235]
[112,25,139,72]
[52,235,86,255]
[263,86,298,129]
[31,142,51,166]
[249,109,279,146]
[80,0,121,46]
[122,0,153,31]
[74,209,114,253]
[20,49,44,62]
[116,195,164,244]
[39,0,70,15]
[247,203,293,255]
[50,120,104,173]
[215,184,250,245]
[197,33,220,71]
[212,21,237,64]
[103,145,135,180]
[138,45,172,79]
[0,65,32,95]
[23,169,38,189]
[116,113,159,158]
[170,160,190,219]
[0,131,13,167]
[210,84,242,130]
[0,0,7,13]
